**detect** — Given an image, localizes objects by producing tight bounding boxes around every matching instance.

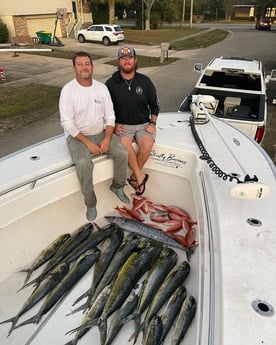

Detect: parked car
[255,17,272,30]
[77,24,124,46]
[179,57,271,144]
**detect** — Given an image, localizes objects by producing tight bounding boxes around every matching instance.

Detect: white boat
[0,95,275,345]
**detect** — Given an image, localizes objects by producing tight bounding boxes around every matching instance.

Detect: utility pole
[141,0,144,30]
[182,0,186,25]
[190,0,193,28]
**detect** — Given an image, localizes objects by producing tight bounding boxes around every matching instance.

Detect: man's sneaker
[110,186,130,203]
[86,207,97,221]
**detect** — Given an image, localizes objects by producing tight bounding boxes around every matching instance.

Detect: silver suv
[179,57,270,143]
[77,24,124,46]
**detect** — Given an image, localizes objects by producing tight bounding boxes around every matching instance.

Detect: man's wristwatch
[149,120,156,126]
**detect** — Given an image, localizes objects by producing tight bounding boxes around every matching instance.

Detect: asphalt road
[0,24,276,161]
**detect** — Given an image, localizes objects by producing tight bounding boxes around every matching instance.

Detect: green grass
[106,54,179,68]
[0,84,61,119]
[170,29,229,50]
[123,27,207,45]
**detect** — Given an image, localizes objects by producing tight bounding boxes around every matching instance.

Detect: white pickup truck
[179,56,274,144]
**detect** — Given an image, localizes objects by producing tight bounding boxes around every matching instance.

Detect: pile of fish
[114,195,198,255]
[0,203,197,345]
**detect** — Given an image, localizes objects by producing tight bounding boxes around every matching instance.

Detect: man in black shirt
[106,46,160,195]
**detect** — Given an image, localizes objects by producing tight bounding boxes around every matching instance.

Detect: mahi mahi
[59,223,116,268]
[0,261,70,336]
[142,261,190,334]
[171,295,197,345]
[23,223,94,289]
[13,249,100,330]
[18,233,70,290]
[98,239,163,345]
[131,246,177,344]
[104,288,139,345]
[65,284,112,345]
[88,233,141,308]
[159,284,187,344]
[71,226,124,312]
[143,315,163,345]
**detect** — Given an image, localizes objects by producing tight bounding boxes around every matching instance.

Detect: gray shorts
[118,123,156,141]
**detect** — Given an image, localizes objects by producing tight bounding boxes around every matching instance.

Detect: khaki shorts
[117,123,156,141]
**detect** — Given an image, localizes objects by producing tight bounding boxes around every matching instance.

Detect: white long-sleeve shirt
[59,78,115,137]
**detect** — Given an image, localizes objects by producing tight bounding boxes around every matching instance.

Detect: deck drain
[233,138,241,146]
[252,299,274,316]
[30,155,40,161]
[247,218,262,227]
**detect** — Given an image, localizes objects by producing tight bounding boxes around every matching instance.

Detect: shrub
[0,21,9,43]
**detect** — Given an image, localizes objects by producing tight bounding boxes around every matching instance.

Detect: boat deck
[0,112,276,345]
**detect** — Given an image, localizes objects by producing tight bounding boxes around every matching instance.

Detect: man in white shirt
[60,51,129,221]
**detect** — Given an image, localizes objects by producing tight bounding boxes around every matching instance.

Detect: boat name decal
[150,150,187,168]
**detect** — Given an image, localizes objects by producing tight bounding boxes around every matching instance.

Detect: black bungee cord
[189,115,258,184]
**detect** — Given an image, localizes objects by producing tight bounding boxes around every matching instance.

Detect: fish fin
[21,269,34,288]
[16,276,40,292]
[66,301,89,316]
[0,316,14,325]
[128,314,142,344]
[0,316,18,337]
[72,287,91,306]
[13,314,40,331]
[65,325,81,336]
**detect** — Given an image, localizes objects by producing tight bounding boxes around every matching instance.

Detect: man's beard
[121,63,136,74]
[80,72,92,79]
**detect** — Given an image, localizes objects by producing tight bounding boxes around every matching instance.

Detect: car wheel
[78,35,85,43]
[102,37,111,46]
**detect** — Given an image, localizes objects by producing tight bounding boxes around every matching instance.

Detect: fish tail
[65,325,81,336]
[7,322,17,337]
[16,276,40,292]
[13,314,41,331]
[66,301,89,316]
[0,316,14,325]
[7,314,23,337]
[18,268,29,273]
[72,287,91,306]
[21,269,33,287]
[128,314,142,345]
[16,283,30,292]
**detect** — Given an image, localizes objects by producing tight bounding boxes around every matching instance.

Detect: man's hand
[99,137,111,153]
[86,141,103,155]
[115,124,125,135]
[145,123,156,134]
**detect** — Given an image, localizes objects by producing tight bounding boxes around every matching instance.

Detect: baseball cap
[118,46,136,59]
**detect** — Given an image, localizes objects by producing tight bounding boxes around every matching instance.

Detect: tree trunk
[145,6,151,30]
[109,0,115,24]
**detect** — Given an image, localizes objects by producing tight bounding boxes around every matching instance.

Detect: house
[0,0,92,44]
[233,5,256,19]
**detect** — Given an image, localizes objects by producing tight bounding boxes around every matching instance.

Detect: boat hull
[0,112,275,345]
